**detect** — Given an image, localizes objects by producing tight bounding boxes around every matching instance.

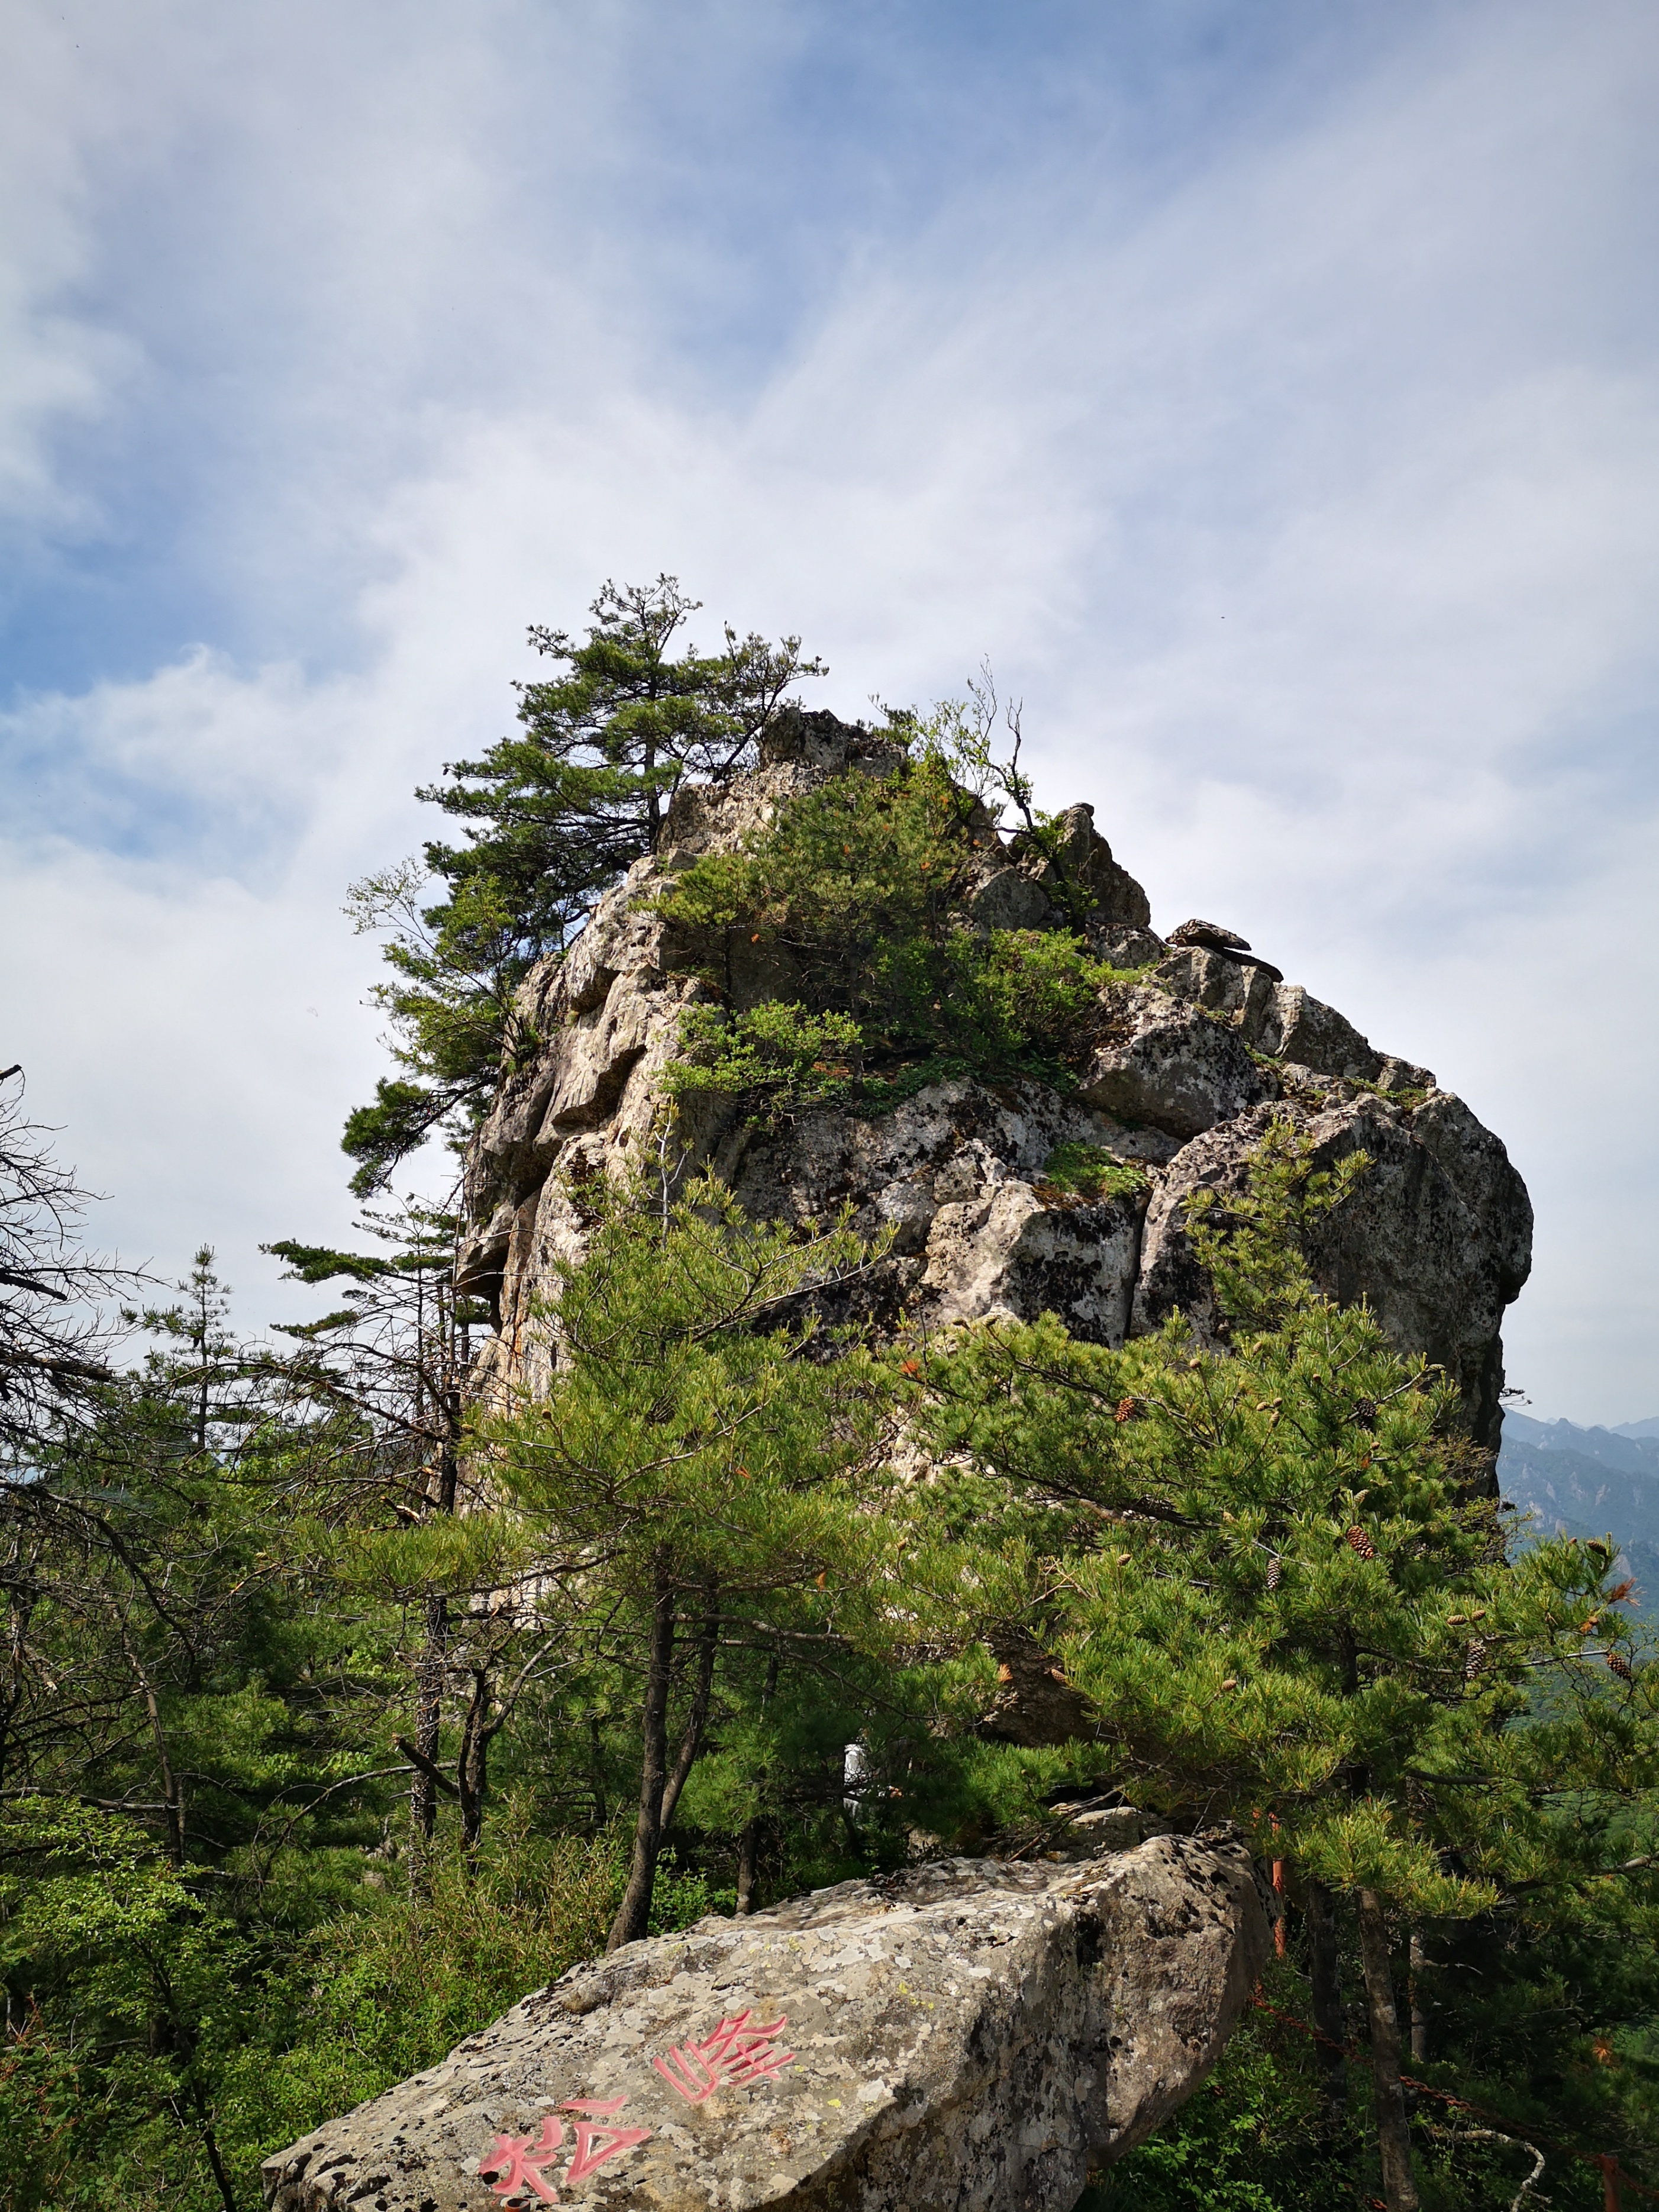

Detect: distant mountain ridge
[1499,1410,1659,1616]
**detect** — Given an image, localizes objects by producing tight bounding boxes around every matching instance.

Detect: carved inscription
[476,2008,795,2200]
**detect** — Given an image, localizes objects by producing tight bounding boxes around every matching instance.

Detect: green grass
[1035,1141,1149,1204]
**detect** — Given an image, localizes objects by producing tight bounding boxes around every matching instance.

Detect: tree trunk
[1408,1927,1429,2063]
[409,1591,447,1887]
[588,1711,608,1826]
[606,1562,676,1952]
[189,2075,241,2212]
[438,1392,460,1513]
[121,1623,185,1868]
[1303,1876,1348,2117]
[458,1663,492,1868]
[735,1649,779,1917]
[736,1817,760,1915]
[1357,1888,1420,2212]
[658,1579,718,1834]
[409,1400,460,1887]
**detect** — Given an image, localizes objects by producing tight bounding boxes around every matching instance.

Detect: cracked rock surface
[261,1834,1269,2212]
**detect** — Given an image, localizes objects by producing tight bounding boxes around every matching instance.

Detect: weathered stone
[1079,989,1279,1140]
[1133,1093,1532,1449]
[1063,1806,1145,1852]
[559,864,670,1013]
[979,1627,1100,1745]
[1203,943,1284,984]
[1299,1093,1531,1449]
[454,1199,517,1300]
[1165,918,1250,953]
[1012,804,1152,929]
[1260,985,1397,1086]
[261,1836,1270,2212]
[535,972,665,1134]
[758,704,909,781]
[1087,923,1164,970]
[714,1078,1154,1347]
[921,1180,1143,1346]
[1156,950,1433,1091]
[971,865,1056,933]
[1155,947,1283,1035]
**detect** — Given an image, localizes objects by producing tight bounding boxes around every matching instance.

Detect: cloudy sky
[3,0,1656,1421]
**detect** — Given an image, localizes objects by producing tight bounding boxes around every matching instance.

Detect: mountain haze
[1499,1410,1659,1616]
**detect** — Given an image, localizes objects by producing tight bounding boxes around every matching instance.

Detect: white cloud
[2,0,1657,1410]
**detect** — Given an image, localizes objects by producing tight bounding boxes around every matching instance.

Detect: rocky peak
[457,711,1531,1449]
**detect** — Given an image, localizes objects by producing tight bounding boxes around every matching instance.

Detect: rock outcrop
[262,1834,1270,2212]
[282,710,1529,2212]
[458,709,1531,1449]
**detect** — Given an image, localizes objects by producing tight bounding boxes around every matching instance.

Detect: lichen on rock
[262,1834,1270,2212]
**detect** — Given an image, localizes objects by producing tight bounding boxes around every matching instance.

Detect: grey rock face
[1166,920,1251,952]
[1011,803,1153,930]
[1079,989,1279,1140]
[261,1836,1269,2212]
[715,1075,1164,1349]
[1087,923,1165,969]
[1135,1092,1532,1450]
[921,1178,1142,1344]
[458,712,1529,1446]
[1156,947,1435,1092]
[971,865,1056,933]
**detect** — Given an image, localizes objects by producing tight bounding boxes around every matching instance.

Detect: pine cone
[1114,1397,1137,1424]
[1345,1525,1377,1561]
[1608,1650,1635,1683]
[1266,1556,1282,1591]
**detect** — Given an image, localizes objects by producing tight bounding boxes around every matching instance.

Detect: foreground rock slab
[262,1835,1269,2212]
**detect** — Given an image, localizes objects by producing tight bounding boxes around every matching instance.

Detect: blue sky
[3,0,1657,1418]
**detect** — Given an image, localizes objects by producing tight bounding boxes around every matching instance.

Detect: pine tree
[341,578,824,1194]
[904,1119,1659,2212]
[263,1204,537,1878]
[478,1165,892,1949]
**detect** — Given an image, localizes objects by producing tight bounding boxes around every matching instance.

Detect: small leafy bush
[656,763,1138,1115]
[664,1002,863,1122]
[1079,1962,1358,2211]
[654,751,993,1055]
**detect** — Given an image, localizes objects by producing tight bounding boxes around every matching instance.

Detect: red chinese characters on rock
[651,2009,796,2104]
[477,2100,651,2204]
[477,2116,563,2205]
[476,2010,794,2201]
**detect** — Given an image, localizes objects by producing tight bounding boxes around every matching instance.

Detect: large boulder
[456,711,1531,1447]
[1011,802,1153,930]
[261,1835,1270,2212]
[1135,1092,1532,1449]
[1079,988,1279,1140]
